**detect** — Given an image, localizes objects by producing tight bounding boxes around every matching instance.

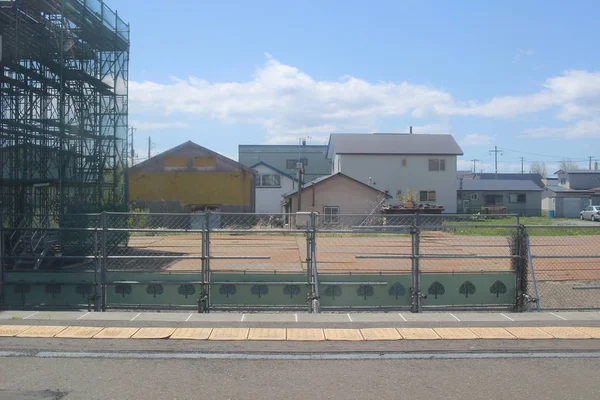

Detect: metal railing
[7,212,597,312]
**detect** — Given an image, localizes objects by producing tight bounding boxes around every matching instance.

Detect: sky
[111,0,600,175]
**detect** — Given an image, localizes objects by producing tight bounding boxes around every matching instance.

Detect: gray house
[239,143,331,182]
[541,170,600,217]
[458,179,542,216]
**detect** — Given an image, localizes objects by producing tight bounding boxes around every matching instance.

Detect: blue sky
[112,0,600,174]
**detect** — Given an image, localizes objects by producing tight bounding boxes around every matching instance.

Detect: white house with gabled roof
[327,133,464,213]
[251,161,297,214]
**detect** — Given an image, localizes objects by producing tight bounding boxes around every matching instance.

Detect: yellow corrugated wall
[128,171,251,205]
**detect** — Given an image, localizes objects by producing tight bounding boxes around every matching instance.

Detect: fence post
[310,212,321,313]
[0,213,4,307]
[305,220,312,313]
[199,211,210,313]
[94,228,102,312]
[410,223,422,313]
[514,224,523,312]
[101,212,107,311]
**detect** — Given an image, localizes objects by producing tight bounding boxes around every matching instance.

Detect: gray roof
[556,170,600,175]
[328,134,463,156]
[284,172,391,197]
[475,173,544,188]
[459,179,542,192]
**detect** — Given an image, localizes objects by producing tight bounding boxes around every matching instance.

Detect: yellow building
[128,141,255,213]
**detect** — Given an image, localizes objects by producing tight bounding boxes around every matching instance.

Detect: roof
[129,141,253,173]
[555,169,600,175]
[475,173,544,188]
[459,179,543,192]
[327,133,463,156]
[249,161,297,182]
[284,172,392,198]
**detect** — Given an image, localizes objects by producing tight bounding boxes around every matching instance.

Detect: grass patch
[442,216,600,236]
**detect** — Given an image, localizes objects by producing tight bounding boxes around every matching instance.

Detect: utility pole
[519,157,525,174]
[129,126,136,167]
[489,145,503,179]
[589,156,594,170]
[148,137,151,159]
[296,164,303,212]
[470,159,480,174]
[595,161,598,171]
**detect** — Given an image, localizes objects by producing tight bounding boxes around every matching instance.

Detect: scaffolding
[0,0,130,230]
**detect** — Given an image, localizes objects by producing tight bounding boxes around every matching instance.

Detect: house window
[485,195,503,206]
[324,206,340,224]
[420,191,436,202]
[428,159,446,171]
[258,174,281,187]
[470,193,479,201]
[560,178,567,185]
[509,193,526,203]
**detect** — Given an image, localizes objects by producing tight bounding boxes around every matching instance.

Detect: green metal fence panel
[210,272,308,307]
[318,274,413,308]
[420,272,515,307]
[105,271,203,307]
[4,271,95,308]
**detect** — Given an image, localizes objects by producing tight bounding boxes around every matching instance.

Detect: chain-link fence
[8,212,599,312]
[524,225,600,310]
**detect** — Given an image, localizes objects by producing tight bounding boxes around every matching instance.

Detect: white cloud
[129,57,600,143]
[130,120,190,131]
[460,134,494,147]
[513,48,535,63]
[524,119,600,139]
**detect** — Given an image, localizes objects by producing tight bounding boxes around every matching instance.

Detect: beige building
[283,173,391,220]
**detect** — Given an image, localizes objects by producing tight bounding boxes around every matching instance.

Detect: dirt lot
[119,233,600,281]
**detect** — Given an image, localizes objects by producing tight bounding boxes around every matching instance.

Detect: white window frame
[428,159,446,171]
[470,193,479,201]
[560,178,567,185]
[323,206,340,224]
[257,174,281,188]
[419,191,436,202]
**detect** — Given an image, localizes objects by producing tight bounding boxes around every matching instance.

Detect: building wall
[337,154,458,213]
[541,190,555,211]
[286,175,386,215]
[253,164,295,214]
[239,145,331,182]
[566,173,600,190]
[459,190,542,216]
[555,196,590,218]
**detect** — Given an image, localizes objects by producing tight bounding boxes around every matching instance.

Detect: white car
[580,206,600,221]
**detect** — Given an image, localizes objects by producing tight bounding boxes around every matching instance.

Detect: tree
[115,283,132,298]
[251,284,269,298]
[283,284,301,298]
[146,284,164,298]
[459,281,477,298]
[45,282,62,298]
[14,281,31,306]
[178,284,196,299]
[559,158,579,171]
[75,284,93,299]
[219,284,236,298]
[324,285,342,300]
[427,281,445,299]
[529,161,547,177]
[357,284,374,300]
[388,282,406,299]
[489,280,507,298]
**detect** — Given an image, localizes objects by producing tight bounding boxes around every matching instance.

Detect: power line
[498,147,594,161]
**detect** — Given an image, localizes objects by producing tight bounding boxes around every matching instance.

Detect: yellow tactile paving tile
[0,325,31,337]
[396,328,441,340]
[360,328,402,341]
[55,326,104,339]
[17,326,68,338]
[93,327,140,339]
[323,329,364,341]
[574,327,600,339]
[131,327,176,339]
[248,328,287,341]
[434,328,479,340]
[539,327,592,339]
[468,327,516,339]
[170,328,213,340]
[286,329,325,341]
[505,327,554,340]
[209,328,249,341]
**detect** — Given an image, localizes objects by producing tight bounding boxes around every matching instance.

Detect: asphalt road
[1,356,599,399]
